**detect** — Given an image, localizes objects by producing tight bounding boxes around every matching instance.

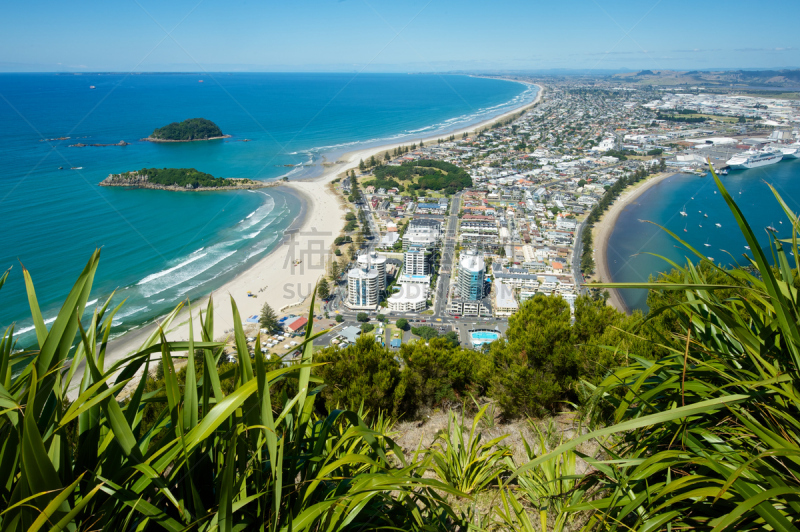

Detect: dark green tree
[314,335,402,416]
[259,302,280,332]
[411,326,439,340]
[442,330,459,347]
[357,312,369,322]
[329,261,340,282]
[489,295,576,417]
[396,318,409,330]
[395,339,492,417]
[317,279,330,300]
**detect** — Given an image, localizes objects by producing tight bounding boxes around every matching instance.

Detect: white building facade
[357,252,387,292]
[346,267,380,310]
[403,249,429,276]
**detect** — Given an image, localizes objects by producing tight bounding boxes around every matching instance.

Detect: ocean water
[0,73,536,342]
[607,159,800,312]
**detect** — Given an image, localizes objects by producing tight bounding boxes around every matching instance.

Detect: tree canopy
[136,168,239,188]
[488,294,657,417]
[368,160,472,195]
[259,302,280,331]
[150,118,224,140]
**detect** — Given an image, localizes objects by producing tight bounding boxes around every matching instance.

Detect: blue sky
[2,0,798,72]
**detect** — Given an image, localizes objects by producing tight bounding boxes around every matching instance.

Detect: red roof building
[286,317,308,332]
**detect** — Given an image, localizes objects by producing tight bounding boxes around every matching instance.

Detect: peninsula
[144,118,230,142]
[99,168,265,191]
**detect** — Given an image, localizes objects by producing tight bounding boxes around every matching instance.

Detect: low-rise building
[387,283,428,312]
[493,281,518,317]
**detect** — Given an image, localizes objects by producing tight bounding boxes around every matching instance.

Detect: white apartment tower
[346,266,380,310]
[403,249,428,276]
[357,252,387,292]
[457,250,486,301]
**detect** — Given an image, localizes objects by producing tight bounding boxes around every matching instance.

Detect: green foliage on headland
[140,167,237,188]
[150,117,224,140]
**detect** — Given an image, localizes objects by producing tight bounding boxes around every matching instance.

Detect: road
[433,192,461,317]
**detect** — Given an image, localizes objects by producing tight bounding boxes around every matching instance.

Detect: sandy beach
[65,82,544,399]
[591,171,674,313]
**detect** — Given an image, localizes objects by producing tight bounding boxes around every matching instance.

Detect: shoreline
[66,80,544,400]
[591,171,676,314]
[283,80,543,183]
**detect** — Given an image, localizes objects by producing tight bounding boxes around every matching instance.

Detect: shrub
[429,405,511,495]
[489,295,576,417]
[489,294,657,418]
[411,325,438,340]
[396,339,492,416]
[314,335,401,415]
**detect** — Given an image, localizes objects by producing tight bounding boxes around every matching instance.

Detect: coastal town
[7,1,800,524]
[293,78,800,352]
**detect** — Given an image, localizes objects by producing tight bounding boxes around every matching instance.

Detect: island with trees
[99,168,265,191]
[144,118,230,142]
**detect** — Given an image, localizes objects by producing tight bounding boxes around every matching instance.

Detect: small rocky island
[99,168,265,191]
[144,118,230,142]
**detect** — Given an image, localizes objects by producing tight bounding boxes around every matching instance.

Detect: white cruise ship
[765,144,799,160]
[779,143,800,159]
[726,149,783,169]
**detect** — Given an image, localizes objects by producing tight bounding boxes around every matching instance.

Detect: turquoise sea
[0,73,536,342]
[607,160,800,312]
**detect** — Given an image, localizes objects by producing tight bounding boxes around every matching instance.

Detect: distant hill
[612,69,800,88]
[149,118,226,141]
[734,69,800,84]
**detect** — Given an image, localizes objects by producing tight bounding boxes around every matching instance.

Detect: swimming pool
[469,330,501,346]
